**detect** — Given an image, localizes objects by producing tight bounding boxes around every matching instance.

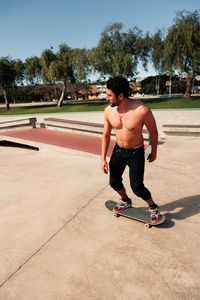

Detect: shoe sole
[150,215,165,225]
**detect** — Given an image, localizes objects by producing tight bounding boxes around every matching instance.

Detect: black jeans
[109,143,151,201]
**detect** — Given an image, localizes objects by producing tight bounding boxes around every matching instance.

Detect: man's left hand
[147,152,156,162]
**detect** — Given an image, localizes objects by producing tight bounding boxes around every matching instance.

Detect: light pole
[165,75,172,98]
[155,76,160,96]
[169,75,172,98]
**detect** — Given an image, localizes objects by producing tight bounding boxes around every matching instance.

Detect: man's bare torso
[106,99,147,149]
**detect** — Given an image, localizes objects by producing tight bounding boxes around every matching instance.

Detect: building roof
[78,85,100,95]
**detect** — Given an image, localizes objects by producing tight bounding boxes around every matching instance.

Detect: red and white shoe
[149,207,161,223]
[113,199,132,212]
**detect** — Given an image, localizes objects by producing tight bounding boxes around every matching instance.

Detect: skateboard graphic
[105,200,165,228]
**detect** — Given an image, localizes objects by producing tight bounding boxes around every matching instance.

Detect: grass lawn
[0,96,200,115]
[142,96,200,109]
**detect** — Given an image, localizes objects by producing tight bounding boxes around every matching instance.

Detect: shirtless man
[101,76,160,223]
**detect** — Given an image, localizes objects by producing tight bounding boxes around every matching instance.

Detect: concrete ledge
[43,117,109,136]
[163,124,200,136]
[43,117,150,141]
[0,117,37,131]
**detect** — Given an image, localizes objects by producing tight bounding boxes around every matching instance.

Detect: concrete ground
[0,110,200,299]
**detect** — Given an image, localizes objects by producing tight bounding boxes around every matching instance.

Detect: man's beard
[110,99,120,107]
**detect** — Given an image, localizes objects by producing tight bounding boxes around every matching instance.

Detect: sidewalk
[0,111,200,299]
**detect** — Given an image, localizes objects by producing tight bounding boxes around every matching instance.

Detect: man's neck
[117,97,131,113]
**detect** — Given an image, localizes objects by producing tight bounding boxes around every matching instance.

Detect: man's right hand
[101,159,108,174]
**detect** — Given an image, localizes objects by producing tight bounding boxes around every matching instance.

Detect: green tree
[0,57,25,109]
[70,48,89,81]
[151,10,200,98]
[151,29,165,73]
[140,76,158,95]
[52,44,76,107]
[40,49,57,83]
[25,56,41,84]
[42,44,90,106]
[88,22,150,78]
[40,48,62,105]
[40,45,78,106]
[14,59,25,85]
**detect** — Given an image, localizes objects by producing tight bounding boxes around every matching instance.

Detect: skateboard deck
[105,200,165,228]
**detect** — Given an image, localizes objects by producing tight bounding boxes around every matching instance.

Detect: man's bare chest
[108,111,143,131]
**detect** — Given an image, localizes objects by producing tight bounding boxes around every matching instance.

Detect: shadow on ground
[160,194,200,226]
[0,141,39,151]
[115,194,200,229]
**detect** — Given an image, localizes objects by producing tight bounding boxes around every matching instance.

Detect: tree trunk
[184,72,193,99]
[2,88,10,110]
[85,83,88,100]
[57,82,66,107]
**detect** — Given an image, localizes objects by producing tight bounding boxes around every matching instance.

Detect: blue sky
[0,0,199,78]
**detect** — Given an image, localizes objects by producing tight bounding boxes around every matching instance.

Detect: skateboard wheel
[145,223,150,228]
[113,213,119,218]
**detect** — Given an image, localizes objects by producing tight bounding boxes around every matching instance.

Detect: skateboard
[105,200,165,228]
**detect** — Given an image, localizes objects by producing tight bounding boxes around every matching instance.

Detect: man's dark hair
[107,76,130,98]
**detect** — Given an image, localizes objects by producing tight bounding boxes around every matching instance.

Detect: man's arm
[143,107,158,162]
[101,108,112,173]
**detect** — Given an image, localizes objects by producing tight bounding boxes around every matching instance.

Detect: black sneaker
[113,198,132,212]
